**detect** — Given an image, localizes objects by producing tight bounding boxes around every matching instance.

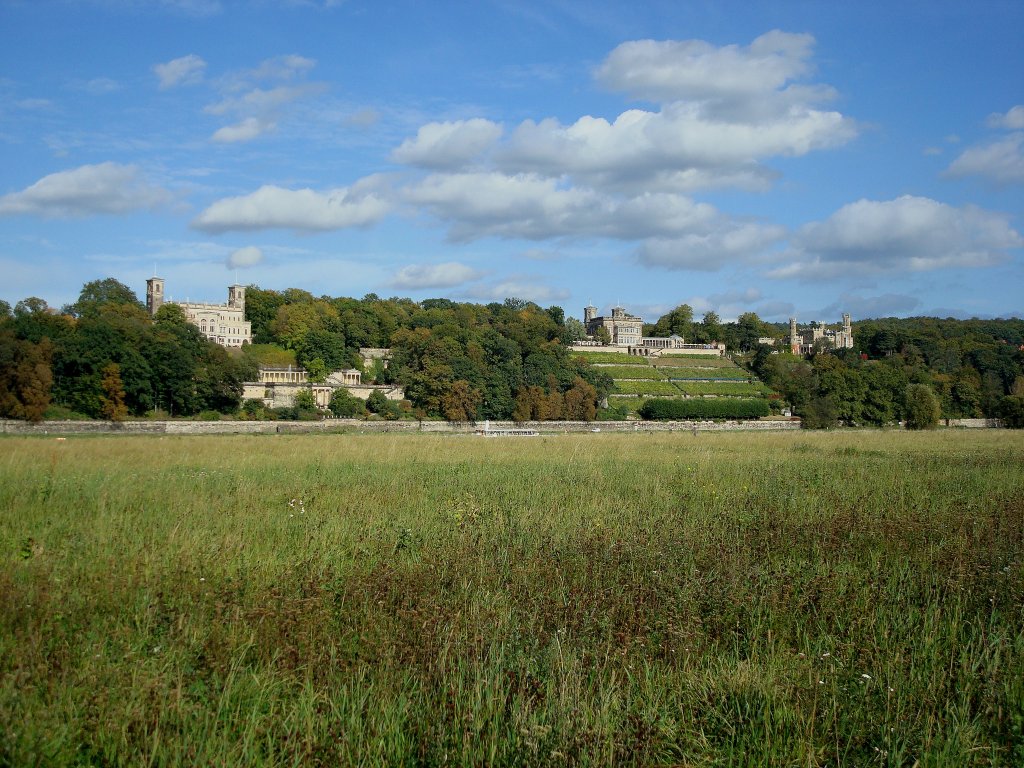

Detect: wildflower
[821,652,830,658]
[861,673,871,680]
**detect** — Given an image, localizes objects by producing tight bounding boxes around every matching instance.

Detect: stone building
[584,304,643,346]
[242,365,404,410]
[146,278,252,348]
[788,314,853,354]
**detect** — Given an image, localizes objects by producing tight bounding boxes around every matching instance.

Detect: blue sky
[1,0,1022,325]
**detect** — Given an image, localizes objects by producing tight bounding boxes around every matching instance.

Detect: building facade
[584,304,643,346]
[146,278,253,348]
[788,314,854,354]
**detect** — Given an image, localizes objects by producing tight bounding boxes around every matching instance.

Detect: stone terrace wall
[1,419,803,436]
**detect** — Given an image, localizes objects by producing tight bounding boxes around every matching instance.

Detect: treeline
[0,280,612,422]
[244,287,611,421]
[1,280,252,421]
[744,316,1024,427]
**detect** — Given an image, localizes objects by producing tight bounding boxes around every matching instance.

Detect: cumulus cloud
[636,222,786,271]
[155,54,206,89]
[405,172,722,242]
[211,117,272,143]
[226,246,264,269]
[945,133,1024,184]
[596,30,816,103]
[392,119,503,170]
[0,162,171,217]
[770,195,1023,279]
[392,31,856,196]
[497,101,854,192]
[460,279,569,304]
[192,177,391,233]
[987,105,1024,130]
[814,293,922,319]
[389,262,484,290]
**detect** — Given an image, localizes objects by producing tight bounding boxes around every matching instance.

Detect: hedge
[638,398,770,420]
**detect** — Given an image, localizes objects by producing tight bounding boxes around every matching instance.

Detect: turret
[228,284,246,310]
[146,277,164,316]
[789,317,800,355]
[584,303,597,324]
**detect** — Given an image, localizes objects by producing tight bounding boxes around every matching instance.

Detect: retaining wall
[1,418,803,436]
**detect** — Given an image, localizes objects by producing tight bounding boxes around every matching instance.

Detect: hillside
[573,350,775,418]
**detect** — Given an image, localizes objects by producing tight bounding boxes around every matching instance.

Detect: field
[2,432,1023,766]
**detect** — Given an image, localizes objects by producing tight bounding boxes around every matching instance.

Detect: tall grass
[1,432,1022,766]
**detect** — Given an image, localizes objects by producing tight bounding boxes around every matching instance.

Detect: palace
[146,278,252,348]
[578,304,726,357]
[787,314,854,354]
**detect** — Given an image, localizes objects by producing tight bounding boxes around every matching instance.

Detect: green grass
[673,381,771,397]
[2,432,1023,766]
[664,366,752,380]
[593,365,668,380]
[610,380,682,396]
[653,356,737,368]
[573,352,649,365]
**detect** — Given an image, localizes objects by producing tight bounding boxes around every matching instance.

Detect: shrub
[329,388,365,418]
[638,398,769,420]
[904,384,940,430]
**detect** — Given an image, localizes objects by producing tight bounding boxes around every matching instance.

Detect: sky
[1,0,1023,326]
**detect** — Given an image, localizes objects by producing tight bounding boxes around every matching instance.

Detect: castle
[787,314,854,354]
[578,304,725,356]
[146,278,252,348]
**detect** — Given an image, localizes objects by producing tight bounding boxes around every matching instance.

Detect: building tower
[584,303,597,324]
[146,277,165,316]
[789,317,800,355]
[228,284,246,311]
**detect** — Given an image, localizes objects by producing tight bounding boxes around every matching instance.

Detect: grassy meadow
[1,431,1023,766]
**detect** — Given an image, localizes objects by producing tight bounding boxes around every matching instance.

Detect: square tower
[146,277,164,316]
[228,284,246,310]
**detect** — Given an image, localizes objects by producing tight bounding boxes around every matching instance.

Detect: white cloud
[771,195,1023,279]
[636,222,786,271]
[346,107,380,128]
[405,172,722,242]
[596,30,816,103]
[498,101,855,192]
[814,293,922,319]
[390,262,484,290]
[78,77,121,94]
[945,133,1024,184]
[155,54,206,89]
[390,31,856,197]
[392,119,503,170]
[460,279,569,304]
[204,83,327,143]
[203,56,326,143]
[226,246,264,269]
[240,55,316,83]
[0,162,171,217]
[987,105,1024,130]
[192,177,391,233]
[211,117,274,143]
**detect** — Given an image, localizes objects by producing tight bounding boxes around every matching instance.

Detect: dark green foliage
[904,384,941,430]
[999,395,1024,428]
[64,278,143,319]
[328,388,365,418]
[638,397,769,420]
